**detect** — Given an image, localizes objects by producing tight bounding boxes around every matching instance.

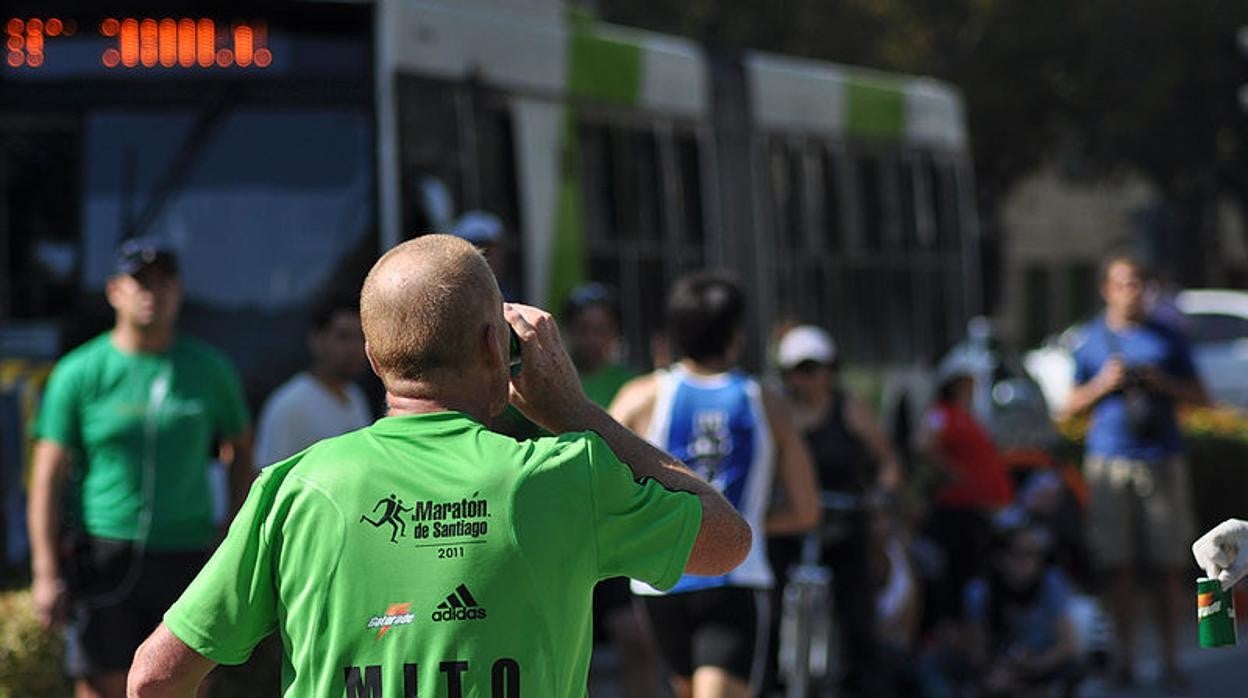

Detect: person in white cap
[768,324,902,696]
[1193,519,1248,590]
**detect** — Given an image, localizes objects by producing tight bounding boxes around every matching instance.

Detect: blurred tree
[600,0,1248,284]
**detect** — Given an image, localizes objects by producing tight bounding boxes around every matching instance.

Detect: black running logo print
[432,584,487,622]
[358,491,491,550]
[359,493,412,543]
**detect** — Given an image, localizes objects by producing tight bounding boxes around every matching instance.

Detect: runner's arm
[28,439,72,628]
[128,623,217,697]
[761,390,821,535]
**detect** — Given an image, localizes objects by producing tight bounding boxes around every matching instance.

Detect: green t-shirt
[580,363,636,410]
[34,333,249,550]
[165,412,701,697]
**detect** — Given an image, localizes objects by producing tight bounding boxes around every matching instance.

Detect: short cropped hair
[666,272,745,363]
[360,235,499,383]
[1098,250,1150,284]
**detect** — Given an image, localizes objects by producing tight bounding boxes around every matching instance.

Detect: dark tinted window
[1186,313,1248,344]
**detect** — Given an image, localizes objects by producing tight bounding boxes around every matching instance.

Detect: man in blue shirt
[1064,253,1208,690]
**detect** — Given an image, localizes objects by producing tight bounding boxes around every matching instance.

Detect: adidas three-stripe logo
[431,584,487,622]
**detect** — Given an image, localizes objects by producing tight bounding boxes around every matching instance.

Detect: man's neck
[112,323,174,354]
[383,381,493,423]
[681,357,733,376]
[1105,310,1141,332]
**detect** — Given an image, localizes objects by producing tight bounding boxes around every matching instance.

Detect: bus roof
[380,0,967,149]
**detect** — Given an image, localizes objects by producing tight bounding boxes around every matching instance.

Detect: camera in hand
[1122,365,1165,440]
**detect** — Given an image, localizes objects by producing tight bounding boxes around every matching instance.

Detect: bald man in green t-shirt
[127,234,751,698]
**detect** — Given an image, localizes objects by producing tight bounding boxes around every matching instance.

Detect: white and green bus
[1,0,979,408]
[376,0,980,406]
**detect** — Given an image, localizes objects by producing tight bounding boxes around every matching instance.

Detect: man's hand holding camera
[503,303,592,434]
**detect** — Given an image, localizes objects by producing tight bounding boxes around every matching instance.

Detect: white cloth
[253,373,373,468]
[1192,518,1248,590]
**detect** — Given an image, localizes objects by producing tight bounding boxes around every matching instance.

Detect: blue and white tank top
[631,365,775,595]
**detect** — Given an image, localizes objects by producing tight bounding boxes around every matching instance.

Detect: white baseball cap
[452,210,505,246]
[776,325,838,370]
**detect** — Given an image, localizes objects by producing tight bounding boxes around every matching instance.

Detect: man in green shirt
[27,238,253,698]
[127,234,751,697]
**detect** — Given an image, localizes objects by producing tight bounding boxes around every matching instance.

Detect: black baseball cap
[114,238,179,277]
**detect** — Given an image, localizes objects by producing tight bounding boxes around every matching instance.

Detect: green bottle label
[1198,577,1237,648]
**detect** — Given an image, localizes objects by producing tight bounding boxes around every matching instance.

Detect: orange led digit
[120,18,138,67]
[234,24,252,66]
[196,18,214,67]
[177,18,195,67]
[139,18,157,67]
[158,18,176,67]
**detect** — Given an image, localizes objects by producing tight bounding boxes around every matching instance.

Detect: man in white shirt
[253,296,373,467]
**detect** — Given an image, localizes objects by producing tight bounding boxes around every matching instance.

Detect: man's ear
[104,276,125,312]
[483,323,505,371]
[364,341,382,378]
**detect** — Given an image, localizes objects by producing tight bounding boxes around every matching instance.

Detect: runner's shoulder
[607,371,661,424]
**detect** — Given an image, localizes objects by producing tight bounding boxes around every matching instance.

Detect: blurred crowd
[15,203,1210,698]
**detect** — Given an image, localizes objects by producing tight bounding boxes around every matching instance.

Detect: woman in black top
[767,325,903,697]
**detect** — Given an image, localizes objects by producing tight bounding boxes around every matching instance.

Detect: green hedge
[0,589,70,697]
[0,589,281,697]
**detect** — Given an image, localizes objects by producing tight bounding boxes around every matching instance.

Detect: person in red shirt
[919,359,1013,631]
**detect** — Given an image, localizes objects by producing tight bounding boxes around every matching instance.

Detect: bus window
[580,121,617,241]
[898,157,918,250]
[625,129,663,241]
[1,123,80,323]
[855,153,883,252]
[396,76,464,235]
[581,122,664,242]
[579,118,703,370]
[76,108,375,404]
[820,148,845,253]
[473,104,522,243]
[767,140,803,251]
[674,130,704,247]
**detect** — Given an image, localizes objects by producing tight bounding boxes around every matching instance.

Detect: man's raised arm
[504,303,751,576]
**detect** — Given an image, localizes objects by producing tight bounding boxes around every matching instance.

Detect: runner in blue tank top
[611,273,820,698]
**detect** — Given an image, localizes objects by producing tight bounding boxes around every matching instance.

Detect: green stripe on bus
[846,76,904,140]
[548,110,587,309]
[567,12,642,105]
